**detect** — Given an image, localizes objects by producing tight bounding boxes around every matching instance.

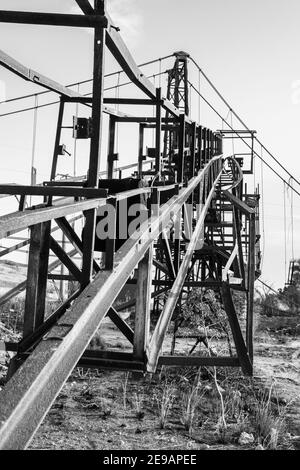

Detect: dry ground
[26,329,300,451]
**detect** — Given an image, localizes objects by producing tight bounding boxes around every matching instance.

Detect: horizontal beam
[0,214,82,258]
[78,357,144,371]
[115,116,177,123]
[158,356,240,367]
[0,10,107,28]
[0,198,106,240]
[103,98,154,105]
[0,185,107,199]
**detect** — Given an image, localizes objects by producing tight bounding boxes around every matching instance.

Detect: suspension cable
[198,68,201,124]
[189,55,300,188]
[2,50,299,190]
[188,79,300,198]
[0,54,174,105]
[290,177,295,260]
[0,71,167,118]
[283,181,287,282]
[260,146,265,269]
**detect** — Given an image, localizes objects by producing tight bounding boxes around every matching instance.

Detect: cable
[290,177,295,260]
[188,79,300,198]
[260,146,265,269]
[0,54,174,106]
[189,78,300,197]
[3,50,299,189]
[0,71,167,118]
[189,55,300,188]
[283,181,287,282]
[198,68,201,124]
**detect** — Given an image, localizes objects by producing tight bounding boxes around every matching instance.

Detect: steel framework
[0,0,261,449]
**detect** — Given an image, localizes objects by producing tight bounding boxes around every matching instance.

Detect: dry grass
[252,382,288,449]
[154,381,176,429]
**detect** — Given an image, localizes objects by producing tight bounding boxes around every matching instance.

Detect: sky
[0,0,299,289]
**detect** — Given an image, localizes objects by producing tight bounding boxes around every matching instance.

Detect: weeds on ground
[252,381,288,449]
[121,372,130,418]
[132,391,145,420]
[154,381,176,429]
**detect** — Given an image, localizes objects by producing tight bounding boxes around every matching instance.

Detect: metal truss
[0,0,260,449]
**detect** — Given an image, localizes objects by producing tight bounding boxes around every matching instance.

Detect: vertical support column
[221,284,253,376]
[177,114,185,183]
[203,127,207,166]
[105,197,117,270]
[107,116,116,179]
[250,132,254,174]
[196,126,202,171]
[151,187,160,217]
[23,222,51,338]
[232,204,245,283]
[59,231,67,301]
[173,183,181,274]
[138,124,144,178]
[155,88,162,178]
[133,245,153,361]
[50,98,65,181]
[190,121,196,178]
[82,0,106,288]
[246,213,256,362]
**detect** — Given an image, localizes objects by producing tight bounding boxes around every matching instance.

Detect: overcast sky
[0,0,299,289]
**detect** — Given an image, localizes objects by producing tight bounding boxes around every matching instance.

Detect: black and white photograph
[0,0,299,455]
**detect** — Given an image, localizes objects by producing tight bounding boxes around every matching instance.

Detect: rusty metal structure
[0,1,261,449]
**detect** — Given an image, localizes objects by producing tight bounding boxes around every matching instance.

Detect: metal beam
[0,157,223,449]
[82,0,106,287]
[0,198,107,240]
[158,356,240,367]
[0,249,77,307]
[147,166,222,372]
[105,13,191,122]
[0,11,107,28]
[0,50,86,98]
[133,246,153,360]
[221,284,253,375]
[223,190,254,216]
[107,308,134,345]
[49,237,82,282]
[23,222,51,338]
[75,0,95,15]
[103,98,154,105]
[0,185,107,199]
